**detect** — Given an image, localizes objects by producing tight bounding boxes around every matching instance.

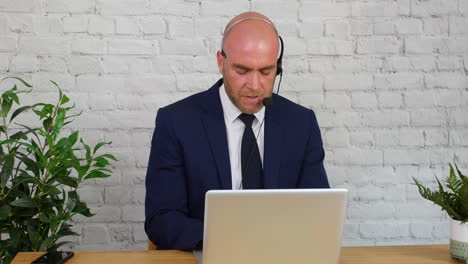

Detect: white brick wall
[1,0,467,251]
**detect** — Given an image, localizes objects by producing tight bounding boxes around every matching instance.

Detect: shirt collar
[219,84,265,123]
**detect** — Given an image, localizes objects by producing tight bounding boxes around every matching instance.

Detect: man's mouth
[242,95,262,103]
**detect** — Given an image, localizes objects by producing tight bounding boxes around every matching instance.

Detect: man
[145,12,329,250]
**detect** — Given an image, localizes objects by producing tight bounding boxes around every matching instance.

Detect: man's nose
[247,72,260,91]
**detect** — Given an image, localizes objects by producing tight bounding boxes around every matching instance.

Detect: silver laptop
[202,189,348,264]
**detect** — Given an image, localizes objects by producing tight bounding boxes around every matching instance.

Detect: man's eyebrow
[232,63,276,71]
[232,63,251,71]
[260,64,276,71]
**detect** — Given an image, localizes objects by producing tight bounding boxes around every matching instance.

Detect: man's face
[217,37,278,114]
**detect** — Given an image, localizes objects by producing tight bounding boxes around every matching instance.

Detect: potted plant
[414,163,468,261]
[0,77,116,264]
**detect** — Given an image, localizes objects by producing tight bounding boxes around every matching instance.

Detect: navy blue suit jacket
[145,79,329,250]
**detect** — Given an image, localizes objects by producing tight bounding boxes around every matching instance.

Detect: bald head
[221,12,279,52]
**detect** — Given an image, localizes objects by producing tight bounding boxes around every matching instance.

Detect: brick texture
[1,0,466,251]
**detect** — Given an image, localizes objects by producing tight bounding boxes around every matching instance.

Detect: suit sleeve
[145,108,203,250]
[296,110,330,188]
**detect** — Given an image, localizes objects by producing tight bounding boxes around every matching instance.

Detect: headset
[221,36,283,77]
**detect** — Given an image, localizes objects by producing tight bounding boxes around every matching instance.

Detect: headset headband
[223,17,277,35]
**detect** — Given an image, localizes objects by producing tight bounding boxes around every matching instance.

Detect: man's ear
[216,50,224,74]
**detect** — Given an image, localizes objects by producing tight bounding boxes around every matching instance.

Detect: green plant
[414,163,468,223]
[0,77,116,264]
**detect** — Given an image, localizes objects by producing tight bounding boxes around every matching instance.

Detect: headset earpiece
[276,36,284,76]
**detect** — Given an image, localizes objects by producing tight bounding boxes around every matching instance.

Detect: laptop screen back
[202,189,348,264]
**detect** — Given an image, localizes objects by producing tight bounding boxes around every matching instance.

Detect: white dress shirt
[219,84,265,190]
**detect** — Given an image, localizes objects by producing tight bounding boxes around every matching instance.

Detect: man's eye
[260,71,271,76]
[236,70,248,75]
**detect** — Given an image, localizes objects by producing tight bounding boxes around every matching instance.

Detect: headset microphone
[259,35,284,109]
[262,97,273,107]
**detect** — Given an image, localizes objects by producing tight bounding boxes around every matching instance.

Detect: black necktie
[239,113,263,189]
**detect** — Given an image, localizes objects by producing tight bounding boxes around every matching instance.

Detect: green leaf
[50,80,60,88]
[2,97,12,116]
[10,131,27,140]
[15,123,40,142]
[10,197,38,208]
[53,108,66,137]
[10,105,32,122]
[84,170,110,180]
[56,176,78,188]
[93,156,110,167]
[55,132,78,153]
[17,180,32,196]
[98,153,118,161]
[95,168,112,173]
[39,236,56,252]
[0,153,14,189]
[76,164,90,181]
[55,137,71,151]
[43,117,52,132]
[50,241,74,251]
[0,138,17,146]
[56,226,79,237]
[17,153,40,177]
[0,205,11,220]
[44,133,54,150]
[455,163,467,180]
[27,224,39,250]
[93,142,111,154]
[73,200,94,217]
[16,207,37,217]
[67,191,78,211]
[446,164,462,193]
[435,176,445,193]
[81,139,91,160]
[8,92,19,104]
[33,103,54,119]
[16,142,46,164]
[68,131,79,146]
[2,77,32,87]
[60,94,70,105]
[8,228,21,249]
[64,110,81,121]
[44,185,61,196]
[12,174,37,186]
[50,80,62,98]
[39,213,50,223]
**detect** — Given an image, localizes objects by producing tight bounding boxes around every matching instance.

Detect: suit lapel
[201,79,232,189]
[263,99,284,188]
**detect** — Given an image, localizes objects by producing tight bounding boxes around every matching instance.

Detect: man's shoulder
[271,95,321,137]
[272,94,315,116]
[162,90,208,113]
[158,79,221,116]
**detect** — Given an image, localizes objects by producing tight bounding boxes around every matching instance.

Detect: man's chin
[239,105,262,114]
